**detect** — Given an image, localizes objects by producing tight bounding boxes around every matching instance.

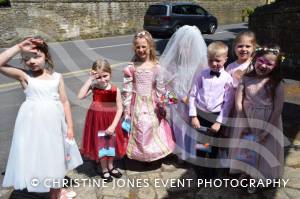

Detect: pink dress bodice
[134,69,155,96]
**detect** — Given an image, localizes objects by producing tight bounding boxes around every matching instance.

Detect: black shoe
[109,168,122,178]
[100,171,113,182]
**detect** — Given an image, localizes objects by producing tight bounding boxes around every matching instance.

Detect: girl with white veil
[160,25,208,161]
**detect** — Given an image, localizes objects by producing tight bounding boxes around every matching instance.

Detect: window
[172,5,206,15]
[194,6,206,15]
[146,5,167,15]
[172,5,184,14]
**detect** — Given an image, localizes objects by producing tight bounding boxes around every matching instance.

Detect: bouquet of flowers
[161,90,178,105]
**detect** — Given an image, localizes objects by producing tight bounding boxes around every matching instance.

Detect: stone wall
[250,0,300,79]
[0,0,266,46]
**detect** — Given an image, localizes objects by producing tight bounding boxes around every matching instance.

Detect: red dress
[81,85,128,160]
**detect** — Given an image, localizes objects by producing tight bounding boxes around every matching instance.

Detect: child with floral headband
[122,30,175,162]
[229,44,285,193]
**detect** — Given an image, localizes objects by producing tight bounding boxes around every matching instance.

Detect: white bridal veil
[160,25,208,99]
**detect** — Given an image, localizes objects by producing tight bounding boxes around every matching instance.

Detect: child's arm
[122,65,133,118]
[106,88,123,135]
[77,70,98,99]
[235,80,245,115]
[189,73,202,129]
[269,82,284,124]
[260,82,284,142]
[0,39,33,87]
[59,76,74,139]
[155,65,166,104]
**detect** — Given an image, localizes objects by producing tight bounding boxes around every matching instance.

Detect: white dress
[2,72,83,192]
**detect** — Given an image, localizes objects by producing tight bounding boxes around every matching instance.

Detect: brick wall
[0,0,266,46]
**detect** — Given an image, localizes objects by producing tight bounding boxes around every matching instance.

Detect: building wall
[0,0,266,46]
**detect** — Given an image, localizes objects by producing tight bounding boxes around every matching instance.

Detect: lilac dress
[229,76,284,179]
[122,63,175,162]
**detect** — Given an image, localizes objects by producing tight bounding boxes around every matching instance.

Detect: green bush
[242,7,254,22]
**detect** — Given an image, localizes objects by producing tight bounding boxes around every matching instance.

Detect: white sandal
[59,188,77,199]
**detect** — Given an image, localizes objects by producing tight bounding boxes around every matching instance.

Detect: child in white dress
[0,37,82,199]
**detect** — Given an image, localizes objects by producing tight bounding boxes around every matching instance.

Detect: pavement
[0,79,300,199]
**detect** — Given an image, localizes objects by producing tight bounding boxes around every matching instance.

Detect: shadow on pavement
[282,102,300,143]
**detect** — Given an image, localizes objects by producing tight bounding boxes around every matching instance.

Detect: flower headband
[256,47,280,54]
[256,47,286,63]
[135,31,148,38]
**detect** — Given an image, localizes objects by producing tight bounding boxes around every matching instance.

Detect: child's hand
[89,70,99,80]
[258,133,269,144]
[124,114,131,120]
[233,69,243,81]
[67,127,74,139]
[18,37,43,53]
[105,126,115,136]
[210,122,221,133]
[191,117,201,129]
[181,96,189,105]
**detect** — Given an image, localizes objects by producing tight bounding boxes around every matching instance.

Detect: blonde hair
[132,30,158,63]
[207,41,228,58]
[233,30,257,57]
[91,59,111,74]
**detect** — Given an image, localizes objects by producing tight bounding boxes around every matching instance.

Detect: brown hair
[132,30,158,63]
[91,59,111,74]
[21,36,55,73]
[245,44,284,98]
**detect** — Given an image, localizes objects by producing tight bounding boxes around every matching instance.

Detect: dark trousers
[195,111,220,179]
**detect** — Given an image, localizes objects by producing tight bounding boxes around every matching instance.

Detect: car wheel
[208,23,217,34]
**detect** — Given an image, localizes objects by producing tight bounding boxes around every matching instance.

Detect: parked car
[143,2,218,36]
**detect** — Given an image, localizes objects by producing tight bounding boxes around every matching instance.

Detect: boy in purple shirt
[189,41,234,178]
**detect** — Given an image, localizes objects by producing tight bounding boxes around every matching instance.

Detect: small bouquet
[161,90,178,105]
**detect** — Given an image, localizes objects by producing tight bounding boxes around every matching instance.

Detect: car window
[194,6,206,15]
[146,5,167,15]
[172,5,184,14]
[172,5,206,15]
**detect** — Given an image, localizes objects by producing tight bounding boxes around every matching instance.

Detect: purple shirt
[189,68,234,124]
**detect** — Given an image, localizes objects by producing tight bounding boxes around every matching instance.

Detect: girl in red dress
[78,59,127,182]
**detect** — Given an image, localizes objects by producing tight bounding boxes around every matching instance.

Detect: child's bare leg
[100,157,108,173]
[100,157,113,181]
[50,188,60,199]
[107,157,114,170]
[108,157,122,178]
